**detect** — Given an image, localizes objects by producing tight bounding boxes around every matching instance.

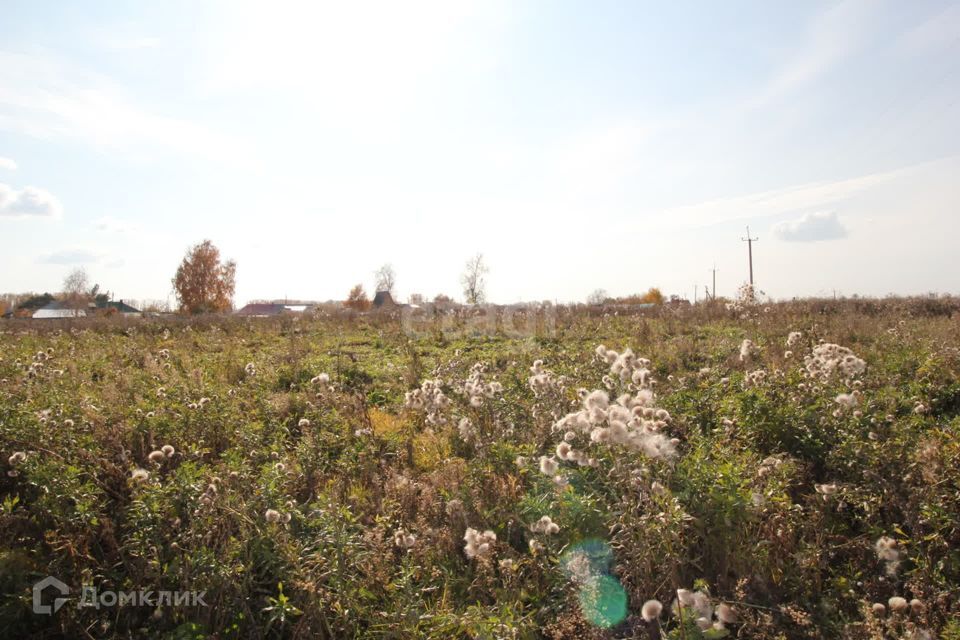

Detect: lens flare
[578,574,628,628]
[560,539,628,628]
[559,537,613,580]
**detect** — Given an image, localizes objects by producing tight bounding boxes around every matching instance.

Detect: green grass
[0,301,958,638]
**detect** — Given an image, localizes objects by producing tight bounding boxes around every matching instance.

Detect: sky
[1,0,959,306]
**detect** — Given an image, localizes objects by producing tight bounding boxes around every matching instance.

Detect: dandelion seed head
[539,456,558,475]
[888,596,909,614]
[394,528,417,549]
[815,482,838,496]
[641,599,663,622]
[463,527,497,559]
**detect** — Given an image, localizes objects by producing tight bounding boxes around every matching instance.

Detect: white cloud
[0,50,250,164]
[752,0,877,106]
[898,5,960,55]
[773,211,848,242]
[38,248,102,264]
[0,182,62,218]
[653,164,911,229]
[0,156,16,170]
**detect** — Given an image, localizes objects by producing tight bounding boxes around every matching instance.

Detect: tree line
[4,239,665,317]
[170,240,492,314]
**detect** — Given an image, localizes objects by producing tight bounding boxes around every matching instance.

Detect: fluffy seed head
[888,597,909,614]
[715,603,737,624]
[539,456,558,475]
[641,599,663,622]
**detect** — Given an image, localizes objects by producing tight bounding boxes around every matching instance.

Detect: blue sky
[2,0,959,305]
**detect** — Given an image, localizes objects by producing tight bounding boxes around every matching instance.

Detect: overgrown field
[2,301,959,639]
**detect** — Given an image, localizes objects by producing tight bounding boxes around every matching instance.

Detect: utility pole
[741,227,758,286]
[694,285,698,304]
[709,265,718,300]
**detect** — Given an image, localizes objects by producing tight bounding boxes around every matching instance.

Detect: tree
[640,287,665,305]
[63,267,91,316]
[374,264,396,294]
[460,253,488,305]
[344,284,371,311]
[89,283,110,307]
[408,293,425,305]
[172,240,236,314]
[587,289,608,305]
[433,293,454,305]
[16,293,54,311]
[607,288,666,305]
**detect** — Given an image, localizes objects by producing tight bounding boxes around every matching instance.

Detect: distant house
[28,298,140,319]
[235,303,287,317]
[32,300,86,319]
[95,299,141,317]
[603,302,656,313]
[235,303,314,317]
[372,290,397,309]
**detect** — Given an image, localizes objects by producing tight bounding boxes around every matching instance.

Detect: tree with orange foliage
[344,284,371,311]
[172,240,236,314]
[607,287,666,305]
[639,287,665,304]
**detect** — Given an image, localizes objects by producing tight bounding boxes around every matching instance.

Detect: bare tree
[374,264,396,294]
[172,240,237,314]
[63,267,91,316]
[460,253,488,305]
[587,289,608,305]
